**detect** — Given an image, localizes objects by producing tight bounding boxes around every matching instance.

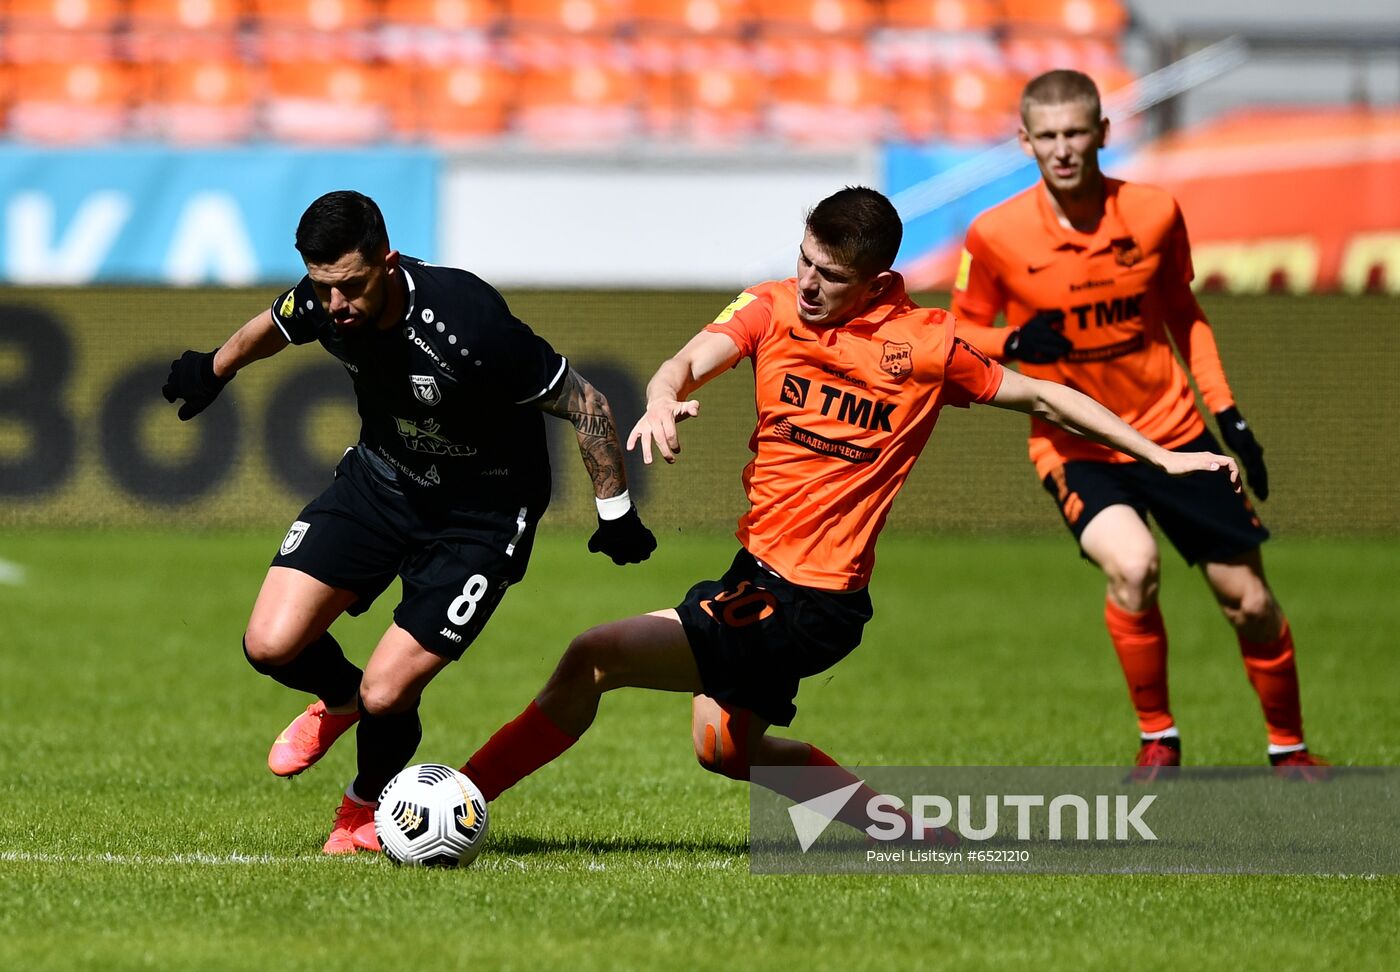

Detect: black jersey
[270,257,566,513]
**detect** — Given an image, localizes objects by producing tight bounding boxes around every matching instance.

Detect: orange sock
[461,700,577,802]
[1239,620,1304,747]
[1103,598,1174,734]
[751,745,908,835]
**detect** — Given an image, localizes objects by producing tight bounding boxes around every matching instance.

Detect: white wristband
[595,491,632,521]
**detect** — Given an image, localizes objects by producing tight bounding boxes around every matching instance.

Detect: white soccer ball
[374,763,490,867]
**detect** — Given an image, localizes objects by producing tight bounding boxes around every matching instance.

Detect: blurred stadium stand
[0,0,1140,147]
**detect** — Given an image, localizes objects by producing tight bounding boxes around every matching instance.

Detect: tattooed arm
[536,367,656,564]
[536,367,629,500]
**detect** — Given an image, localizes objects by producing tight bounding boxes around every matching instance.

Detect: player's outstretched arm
[628,329,741,465]
[537,368,656,565]
[162,309,289,421]
[990,368,1241,485]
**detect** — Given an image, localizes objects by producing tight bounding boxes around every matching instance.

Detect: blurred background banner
[0,147,438,284]
[0,0,1395,532]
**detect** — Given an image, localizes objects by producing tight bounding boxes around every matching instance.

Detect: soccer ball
[374,763,490,867]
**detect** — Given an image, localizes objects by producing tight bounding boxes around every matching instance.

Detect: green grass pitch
[1,528,1396,970]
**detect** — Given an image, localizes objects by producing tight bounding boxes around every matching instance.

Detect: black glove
[162,348,231,421]
[587,506,657,565]
[1215,405,1268,500]
[1005,310,1072,364]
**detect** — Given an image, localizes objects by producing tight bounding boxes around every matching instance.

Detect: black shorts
[272,451,540,660]
[1042,431,1269,566]
[674,549,873,728]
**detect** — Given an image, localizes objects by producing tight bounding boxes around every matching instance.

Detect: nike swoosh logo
[1235,420,1248,431]
[1027,264,1052,274]
[788,328,816,342]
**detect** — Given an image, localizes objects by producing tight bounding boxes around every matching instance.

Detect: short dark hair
[804,186,903,279]
[295,190,389,264]
[1020,70,1102,124]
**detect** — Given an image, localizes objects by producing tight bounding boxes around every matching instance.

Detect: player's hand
[1005,310,1072,364]
[162,349,230,421]
[1215,406,1268,500]
[627,399,700,465]
[587,506,657,565]
[1159,450,1241,492]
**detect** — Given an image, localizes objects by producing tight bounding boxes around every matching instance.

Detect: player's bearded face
[1020,99,1107,196]
[795,230,886,327]
[306,248,399,330]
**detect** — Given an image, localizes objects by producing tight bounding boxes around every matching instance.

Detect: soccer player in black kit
[162,190,656,854]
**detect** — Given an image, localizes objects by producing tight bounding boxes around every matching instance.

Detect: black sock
[352,702,422,804]
[243,632,362,707]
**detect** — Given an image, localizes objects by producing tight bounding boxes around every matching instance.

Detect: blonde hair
[1020,70,1102,125]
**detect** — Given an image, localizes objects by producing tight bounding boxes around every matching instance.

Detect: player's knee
[242,629,299,670]
[555,628,612,693]
[693,716,751,781]
[1222,583,1279,638]
[1105,553,1160,608]
[358,676,419,717]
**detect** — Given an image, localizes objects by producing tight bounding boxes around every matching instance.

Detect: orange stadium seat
[5,0,125,29]
[632,0,752,36]
[377,1,502,63]
[765,37,888,144]
[249,0,377,30]
[511,36,636,144]
[7,60,139,142]
[392,60,515,142]
[1002,33,1133,97]
[137,59,261,143]
[880,0,999,32]
[380,0,504,28]
[939,64,1025,142]
[126,0,247,31]
[1001,0,1126,36]
[264,60,397,143]
[750,0,877,36]
[503,0,633,34]
[637,37,764,142]
[888,69,942,142]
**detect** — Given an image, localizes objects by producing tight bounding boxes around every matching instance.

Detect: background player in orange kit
[951,70,1327,778]
[455,186,1241,825]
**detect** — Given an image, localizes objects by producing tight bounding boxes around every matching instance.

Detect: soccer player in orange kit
[455,186,1242,824]
[951,70,1326,778]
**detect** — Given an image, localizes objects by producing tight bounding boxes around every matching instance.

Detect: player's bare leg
[1201,551,1323,776]
[244,567,364,777]
[463,611,704,802]
[1079,505,1178,772]
[690,696,956,845]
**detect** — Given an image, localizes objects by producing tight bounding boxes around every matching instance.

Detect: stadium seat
[636,36,764,143]
[264,61,396,143]
[888,69,942,143]
[249,0,377,31]
[880,0,999,32]
[503,0,633,34]
[6,60,139,143]
[510,37,636,144]
[126,0,247,31]
[380,0,504,29]
[138,59,261,144]
[1001,0,1127,36]
[750,0,877,36]
[5,0,125,30]
[632,0,752,37]
[392,61,515,142]
[765,37,889,144]
[939,64,1025,142]
[1002,34,1133,98]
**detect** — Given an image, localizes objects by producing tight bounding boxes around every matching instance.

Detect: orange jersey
[706,276,1003,591]
[951,179,1236,478]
